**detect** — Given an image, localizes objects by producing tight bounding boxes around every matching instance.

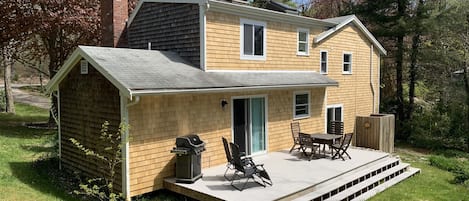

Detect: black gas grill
[170,134,206,183]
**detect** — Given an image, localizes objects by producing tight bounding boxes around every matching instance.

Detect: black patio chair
[290,122,302,153]
[331,133,353,161]
[299,133,319,161]
[328,121,344,135]
[230,142,272,191]
[222,137,252,181]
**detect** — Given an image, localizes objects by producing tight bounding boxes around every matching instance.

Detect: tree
[0,0,35,114]
[431,0,469,150]
[300,0,355,19]
[27,0,101,123]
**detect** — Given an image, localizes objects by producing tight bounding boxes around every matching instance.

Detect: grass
[369,145,469,201]
[0,103,76,201]
[1,103,469,200]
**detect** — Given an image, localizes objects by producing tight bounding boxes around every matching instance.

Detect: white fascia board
[46,49,82,93]
[127,0,207,28]
[46,46,132,98]
[313,15,387,55]
[130,83,339,96]
[78,49,132,98]
[208,0,334,28]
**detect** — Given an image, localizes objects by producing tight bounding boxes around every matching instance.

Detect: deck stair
[283,155,420,201]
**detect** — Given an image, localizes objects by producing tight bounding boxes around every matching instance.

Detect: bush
[0,89,5,112]
[70,121,129,201]
[429,155,469,184]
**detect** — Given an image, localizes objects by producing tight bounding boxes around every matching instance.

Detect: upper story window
[297,28,309,56]
[343,53,352,74]
[293,91,310,119]
[320,50,328,74]
[240,18,266,60]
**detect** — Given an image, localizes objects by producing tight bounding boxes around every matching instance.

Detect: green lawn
[1,104,468,201]
[0,103,76,201]
[369,146,469,201]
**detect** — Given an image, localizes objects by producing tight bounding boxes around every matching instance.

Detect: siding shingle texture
[128,2,200,67]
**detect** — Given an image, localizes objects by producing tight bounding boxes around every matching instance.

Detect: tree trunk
[462,63,469,151]
[396,0,407,139]
[2,47,15,114]
[408,0,424,124]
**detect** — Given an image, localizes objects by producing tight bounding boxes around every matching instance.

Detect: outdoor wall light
[221,99,228,109]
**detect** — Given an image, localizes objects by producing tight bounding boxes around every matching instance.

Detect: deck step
[352,167,421,201]
[324,163,412,201]
[291,156,400,201]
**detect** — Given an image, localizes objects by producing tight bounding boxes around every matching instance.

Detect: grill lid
[176,134,205,149]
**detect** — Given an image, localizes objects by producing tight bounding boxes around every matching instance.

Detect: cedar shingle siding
[59,63,122,191]
[128,2,200,67]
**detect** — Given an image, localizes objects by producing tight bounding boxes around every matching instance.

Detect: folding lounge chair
[331,133,353,161]
[230,142,272,191]
[222,137,252,181]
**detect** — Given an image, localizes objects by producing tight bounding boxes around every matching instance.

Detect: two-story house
[46,0,386,199]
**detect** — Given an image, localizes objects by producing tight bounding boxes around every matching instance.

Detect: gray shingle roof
[49,46,338,97]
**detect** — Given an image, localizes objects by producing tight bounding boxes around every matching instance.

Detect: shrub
[429,155,469,185]
[70,121,129,201]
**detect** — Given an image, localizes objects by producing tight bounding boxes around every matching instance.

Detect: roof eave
[208,0,334,28]
[45,46,132,98]
[313,15,387,55]
[130,83,339,96]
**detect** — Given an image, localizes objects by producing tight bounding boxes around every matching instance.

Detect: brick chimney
[101,0,128,47]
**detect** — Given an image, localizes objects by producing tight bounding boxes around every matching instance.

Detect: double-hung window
[320,50,328,74]
[297,28,309,55]
[343,53,352,74]
[293,91,310,119]
[241,19,266,60]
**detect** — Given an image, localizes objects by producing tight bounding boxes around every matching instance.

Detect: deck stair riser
[323,163,410,201]
[285,156,397,201]
[289,156,419,201]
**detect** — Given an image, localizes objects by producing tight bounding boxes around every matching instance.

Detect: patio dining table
[309,133,343,158]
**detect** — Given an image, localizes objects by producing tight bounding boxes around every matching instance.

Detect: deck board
[164,147,389,201]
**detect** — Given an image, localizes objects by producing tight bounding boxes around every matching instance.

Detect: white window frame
[293,91,311,119]
[240,18,267,61]
[320,50,328,74]
[297,28,309,56]
[325,104,344,133]
[342,52,353,74]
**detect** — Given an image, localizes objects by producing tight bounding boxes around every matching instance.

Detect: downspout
[370,44,375,113]
[121,95,140,201]
[199,1,209,71]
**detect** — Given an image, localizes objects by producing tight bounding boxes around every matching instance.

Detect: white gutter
[121,95,140,201]
[209,0,333,28]
[130,83,339,96]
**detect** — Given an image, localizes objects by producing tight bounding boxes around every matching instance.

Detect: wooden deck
[164,147,393,201]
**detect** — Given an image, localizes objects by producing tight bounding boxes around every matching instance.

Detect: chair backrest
[299,133,313,145]
[222,137,232,163]
[340,133,353,149]
[230,142,246,172]
[291,122,301,143]
[328,121,344,135]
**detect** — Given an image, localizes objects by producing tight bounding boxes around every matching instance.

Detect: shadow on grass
[9,158,77,201]
[0,125,56,139]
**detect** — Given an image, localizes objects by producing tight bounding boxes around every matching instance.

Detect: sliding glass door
[233,97,266,155]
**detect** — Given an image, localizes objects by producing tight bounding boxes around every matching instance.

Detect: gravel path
[12,88,51,110]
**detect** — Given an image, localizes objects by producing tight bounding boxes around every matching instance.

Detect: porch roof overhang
[46,46,338,98]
